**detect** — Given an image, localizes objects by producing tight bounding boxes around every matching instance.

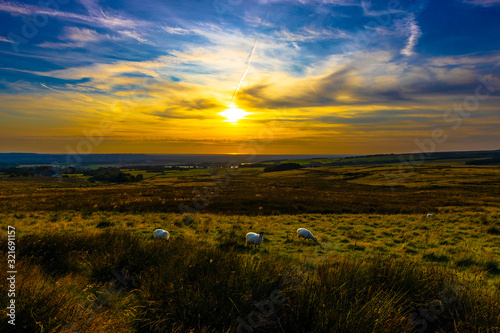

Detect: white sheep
[297,228,317,242]
[246,232,264,247]
[153,229,169,240]
[427,214,434,218]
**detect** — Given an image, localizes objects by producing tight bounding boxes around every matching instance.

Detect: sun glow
[219,104,248,123]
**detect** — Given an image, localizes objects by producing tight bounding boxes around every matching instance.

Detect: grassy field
[0,165,498,214]
[1,164,500,332]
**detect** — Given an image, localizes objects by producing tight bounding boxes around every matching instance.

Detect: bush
[84,167,136,183]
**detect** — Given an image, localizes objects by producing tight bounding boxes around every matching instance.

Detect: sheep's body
[246,232,264,246]
[154,229,169,240]
[427,214,434,218]
[297,228,317,242]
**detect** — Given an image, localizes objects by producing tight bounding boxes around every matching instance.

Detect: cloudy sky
[0,0,499,154]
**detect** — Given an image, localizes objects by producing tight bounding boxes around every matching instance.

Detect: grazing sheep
[297,228,317,242]
[154,229,169,240]
[427,214,434,218]
[246,232,264,247]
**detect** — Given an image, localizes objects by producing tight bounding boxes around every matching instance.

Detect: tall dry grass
[1,230,500,332]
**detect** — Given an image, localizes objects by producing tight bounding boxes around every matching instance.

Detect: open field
[1,165,499,215]
[4,210,500,286]
[1,164,500,332]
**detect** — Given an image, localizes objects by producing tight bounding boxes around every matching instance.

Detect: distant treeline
[465,155,500,166]
[264,163,302,172]
[127,165,210,171]
[1,166,143,183]
[127,165,168,172]
[241,163,270,168]
[83,167,143,182]
[0,166,75,177]
[324,158,401,166]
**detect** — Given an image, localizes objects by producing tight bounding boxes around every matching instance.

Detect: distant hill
[0,153,350,168]
[0,150,498,169]
[262,149,500,168]
[465,154,500,166]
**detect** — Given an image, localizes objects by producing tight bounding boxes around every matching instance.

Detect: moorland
[1,153,500,332]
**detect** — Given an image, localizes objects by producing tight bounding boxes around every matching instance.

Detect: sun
[219,104,248,123]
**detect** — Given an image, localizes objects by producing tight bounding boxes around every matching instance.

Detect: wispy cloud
[275,27,351,42]
[36,41,85,49]
[162,26,191,35]
[256,0,359,5]
[64,26,102,42]
[242,15,274,28]
[361,0,404,16]
[430,53,500,67]
[463,0,500,6]
[37,26,117,49]
[0,1,139,29]
[118,30,153,45]
[400,14,422,56]
[0,36,14,43]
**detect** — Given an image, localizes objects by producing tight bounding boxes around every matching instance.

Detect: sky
[0,0,499,154]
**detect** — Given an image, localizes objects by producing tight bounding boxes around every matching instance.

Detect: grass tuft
[423,252,450,263]
[486,226,500,235]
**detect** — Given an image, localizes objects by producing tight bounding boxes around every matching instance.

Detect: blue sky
[0,0,499,154]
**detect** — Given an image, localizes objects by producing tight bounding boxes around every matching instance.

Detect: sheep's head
[259,232,264,237]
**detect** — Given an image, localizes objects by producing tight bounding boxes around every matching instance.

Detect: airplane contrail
[230,39,258,104]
